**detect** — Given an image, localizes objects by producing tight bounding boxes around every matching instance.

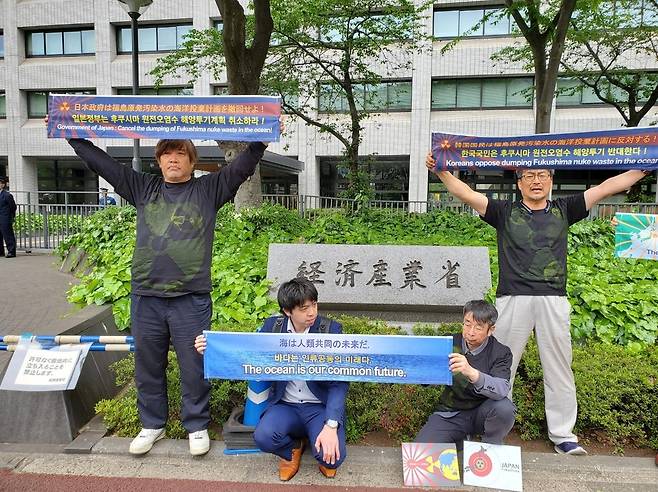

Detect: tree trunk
[216,141,263,211]
[215,0,272,209]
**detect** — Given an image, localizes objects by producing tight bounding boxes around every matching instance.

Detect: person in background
[0,176,17,258]
[99,187,117,207]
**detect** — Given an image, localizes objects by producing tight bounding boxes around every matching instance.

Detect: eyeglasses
[520,172,552,183]
[463,321,488,333]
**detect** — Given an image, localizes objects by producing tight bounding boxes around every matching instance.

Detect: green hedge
[59,204,658,348]
[96,316,658,449]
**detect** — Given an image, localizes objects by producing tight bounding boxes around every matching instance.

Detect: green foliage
[514,336,658,449]
[97,319,658,449]
[567,220,658,347]
[62,206,657,347]
[96,352,247,440]
[561,0,658,127]
[15,212,86,235]
[59,207,136,328]
[151,0,431,192]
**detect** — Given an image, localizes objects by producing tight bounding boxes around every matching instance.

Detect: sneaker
[129,428,165,455]
[554,441,587,455]
[189,429,210,456]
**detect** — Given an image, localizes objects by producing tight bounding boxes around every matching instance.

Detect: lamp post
[117,0,153,172]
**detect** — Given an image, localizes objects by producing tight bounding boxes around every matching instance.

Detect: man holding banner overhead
[58,118,277,457]
[415,300,514,448]
[427,131,651,455]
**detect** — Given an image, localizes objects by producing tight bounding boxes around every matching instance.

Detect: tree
[152,0,429,199]
[560,0,658,128]
[496,0,579,133]
[153,0,273,208]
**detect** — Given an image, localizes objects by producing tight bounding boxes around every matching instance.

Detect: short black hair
[463,300,498,327]
[277,277,319,314]
[515,169,555,180]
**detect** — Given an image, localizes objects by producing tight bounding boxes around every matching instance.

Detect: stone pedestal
[0,305,127,444]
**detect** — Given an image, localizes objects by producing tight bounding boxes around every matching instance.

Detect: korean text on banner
[47,94,280,142]
[203,332,453,385]
[432,127,658,171]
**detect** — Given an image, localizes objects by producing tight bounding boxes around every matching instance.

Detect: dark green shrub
[95,319,658,449]
[513,336,658,449]
[96,352,248,440]
[60,205,658,347]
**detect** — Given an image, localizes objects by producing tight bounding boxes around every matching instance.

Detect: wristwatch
[325,419,339,429]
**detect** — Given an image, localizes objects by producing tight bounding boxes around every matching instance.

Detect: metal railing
[12,190,122,207]
[9,190,658,251]
[593,202,658,219]
[14,203,101,250]
[262,194,472,218]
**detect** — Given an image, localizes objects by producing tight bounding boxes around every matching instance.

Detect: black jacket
[0,189,16,222]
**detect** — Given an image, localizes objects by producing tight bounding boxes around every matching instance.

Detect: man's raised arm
[584,170,650,211]
[426,151,488,216]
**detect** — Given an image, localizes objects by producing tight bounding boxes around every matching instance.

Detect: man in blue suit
[196,277,348,481]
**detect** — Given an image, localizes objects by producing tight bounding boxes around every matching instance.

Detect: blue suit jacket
[259,315,349,425]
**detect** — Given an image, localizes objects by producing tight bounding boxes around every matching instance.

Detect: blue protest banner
[432,127,658,170]
[47,94,280,141]
[203,332,453,385]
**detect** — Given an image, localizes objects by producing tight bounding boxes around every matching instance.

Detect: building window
[607,0,658,27]
[116,86,193,95]
[320,156,410,201]
[214,20,223,31]
[26,28,95,56]
[431,77,533,109]
[319,80,412,113]
[27,89,96,118]
[0,92,5,119]
[117,23,192,53]
[433,7,511,38]
[37,159,99,204]
[555,76,654,106]
[0,31,4,58]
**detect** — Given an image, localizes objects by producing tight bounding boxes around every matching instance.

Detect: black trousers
[415,398,516,448]
[131,293,211,433]
[0,219,16,256]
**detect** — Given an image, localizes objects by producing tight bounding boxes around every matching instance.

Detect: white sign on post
[0,341,92,392]
[463,441,523,492]
[14,348,81,386]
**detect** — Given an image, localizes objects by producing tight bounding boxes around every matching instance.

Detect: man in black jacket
[68,134,272,457]
[415,300,515,448]
[0,176,17,258]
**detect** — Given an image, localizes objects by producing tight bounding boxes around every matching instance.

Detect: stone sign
[266,244,491,310]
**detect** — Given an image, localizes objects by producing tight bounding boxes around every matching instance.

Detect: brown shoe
[319,465,337,478]
[279,440,305,481]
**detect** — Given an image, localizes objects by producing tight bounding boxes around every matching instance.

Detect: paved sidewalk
[0,252,81,336]
[1,437,657,491]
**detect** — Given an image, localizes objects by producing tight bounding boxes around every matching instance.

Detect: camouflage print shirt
[69,138,266,297]
[482,195,588,297]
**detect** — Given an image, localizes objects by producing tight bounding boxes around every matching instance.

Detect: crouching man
[195,277,348,480]
[415,300,515,448]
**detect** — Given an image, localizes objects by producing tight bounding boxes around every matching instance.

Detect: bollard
[243,380,272,426]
